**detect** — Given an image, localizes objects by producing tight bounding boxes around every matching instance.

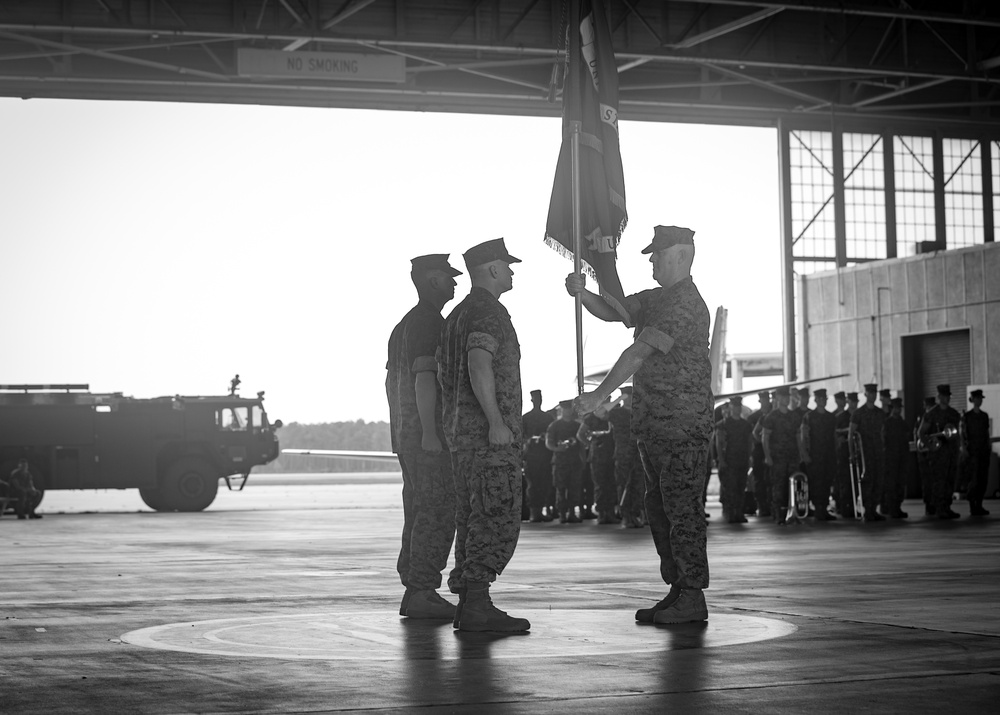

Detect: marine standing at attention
[438,238,530,632]
[386,254,463,619]
[850,383,887,521]
[523,389,555,523]
[963,389,992,517]
[567,225,713,624]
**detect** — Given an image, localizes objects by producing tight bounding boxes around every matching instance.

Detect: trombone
[786,471,809,524]
[848,431,866,521]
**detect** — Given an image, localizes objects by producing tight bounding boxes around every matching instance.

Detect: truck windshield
[218,407,249,431]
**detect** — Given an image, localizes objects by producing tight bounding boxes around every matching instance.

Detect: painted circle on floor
[120,610,796,660]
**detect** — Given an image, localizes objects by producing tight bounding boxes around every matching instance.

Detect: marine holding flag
[545,0,629,321]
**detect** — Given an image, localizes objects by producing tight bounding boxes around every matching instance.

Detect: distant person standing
[748,390,773,517]
[918,384,963,520]
[799,388,837,520]
[881,397,910,519]
[850,384,887,521]
[546,399,584,523]
[522,389,554,523]
[963,389,992,517]
[608,386,645,528]
[568,225,714,624]
[386,254,463,620]
[835,391,859,517]
[762,386,799,525]
[8,459,42,520]
[715,396,753,523]
[915,396,937,516]
[578,398,618,524]
[439,238,529,632]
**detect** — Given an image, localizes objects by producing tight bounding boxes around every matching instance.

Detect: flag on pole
[544,0,629,323]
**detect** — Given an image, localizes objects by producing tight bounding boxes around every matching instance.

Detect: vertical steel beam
[982,138,994,243]
[883,133,898,257]
[833,124,847,267]
[777,119,797,381]
[933,132,947,247]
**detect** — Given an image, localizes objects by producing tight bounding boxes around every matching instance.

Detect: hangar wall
[799,241,1000,413]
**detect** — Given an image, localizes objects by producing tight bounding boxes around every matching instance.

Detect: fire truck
[0,384,281,512]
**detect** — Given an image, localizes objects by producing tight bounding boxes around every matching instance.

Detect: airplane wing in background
[281,449,400,463]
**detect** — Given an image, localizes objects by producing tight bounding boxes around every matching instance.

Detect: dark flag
[544,0,629,323]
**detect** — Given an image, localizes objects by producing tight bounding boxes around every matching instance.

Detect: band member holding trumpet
[762,385,800,526]
[919,384,964,520]
[964,389,991,517]
[800,388,837,520]
[850,384,886,521]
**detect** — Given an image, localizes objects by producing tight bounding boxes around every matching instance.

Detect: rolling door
[917,330,971,400]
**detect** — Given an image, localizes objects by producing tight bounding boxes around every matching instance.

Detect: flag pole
[570,119,584,396]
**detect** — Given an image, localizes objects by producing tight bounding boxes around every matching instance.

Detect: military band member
[916,396,937,516]
[386,253,462,619]
[716,396,753,523]
[749,391,773,517]
[568,225,713,624]
[881,397,909,519]
[608,386,645,528]
[578,399,619,524]
[834,391,856,517]
[918,384,963,520]
[833,391,847,417]
[879,388,893,415]
[800,388,837,520]
[546,399,585,523]
[439,237,529,632]
[762,386,799,525]
[963,389,991,517]
[850,383,886,521]
[523,390,554,523]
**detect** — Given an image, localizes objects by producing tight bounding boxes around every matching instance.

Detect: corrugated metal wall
[800,242,1000,409]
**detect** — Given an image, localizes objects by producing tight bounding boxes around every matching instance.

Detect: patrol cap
[864,383,878,393]
[937,384,952,396]
[924,396,937,407]
[640,225,695,254]
[890,397,903,408]
[847,392,859,402]
[463,238,521,269]
[411,253,463,277]
[879,388,892,399]
[814,388,828,399]
[970,389,985,401]
[833,391,846,400]
[774,386,790,397]
[530,389,542,399]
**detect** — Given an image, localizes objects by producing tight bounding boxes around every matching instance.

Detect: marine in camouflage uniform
[799,388,837,520]
[607,388,645,528]
[386,253,462,619]
[850,384,886,521]
[762,386,800,524]
[963,389,991,517]
[715,396,753,523]
[568,225,712,624]
[578,404,618,524]
[918,384,963,520]
[438,238,529,632]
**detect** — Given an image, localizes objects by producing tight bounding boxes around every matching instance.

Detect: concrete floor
[2,481,998,714]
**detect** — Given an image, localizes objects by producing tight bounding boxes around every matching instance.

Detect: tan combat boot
[456,584,530,632]
[652,588,708,624]
[400,589,457,620]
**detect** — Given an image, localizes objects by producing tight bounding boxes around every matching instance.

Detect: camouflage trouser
[397,450,458,591]
[637,438,709,590]
[451,445,522,586]
[552,461,583,515]
[590,456,617,514]
[615,443,645,522]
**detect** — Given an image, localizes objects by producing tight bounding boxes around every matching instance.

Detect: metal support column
[883,133,898,258]
[933,132,947,248]
[777,120,797,381]
[833,126,847,267]
[983,138,995,243]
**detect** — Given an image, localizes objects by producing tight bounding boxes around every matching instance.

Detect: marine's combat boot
[453,587,467,629]
[400,589,456,620]
[456,584,530,633]
[635,585,680,623]
[652,588,709,624]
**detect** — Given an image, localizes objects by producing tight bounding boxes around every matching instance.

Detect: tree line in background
[255,420,400,473]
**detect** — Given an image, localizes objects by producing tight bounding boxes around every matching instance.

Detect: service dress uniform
[748,402,771,516]
[762,406,800,522]
[834,406,855,516]
[626,275,713,590]
[522,403,554,519]
[439,286,523,587]
[851,396,886,520]
[716,410,753,523]
[801,404,837,517]
[921,400,962,518]
[387,295,459,594]
[963,396,992,516]
[881,404,910,517]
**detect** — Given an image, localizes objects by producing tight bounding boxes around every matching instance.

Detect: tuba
[848,431,866,521]
[786,471,810,524]
[917,424,959,452]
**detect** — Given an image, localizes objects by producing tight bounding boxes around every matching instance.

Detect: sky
[0,98,781,424]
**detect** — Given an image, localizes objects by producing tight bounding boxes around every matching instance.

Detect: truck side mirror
[273,419,283,429]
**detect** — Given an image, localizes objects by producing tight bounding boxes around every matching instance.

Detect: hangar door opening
[901,329,972,418]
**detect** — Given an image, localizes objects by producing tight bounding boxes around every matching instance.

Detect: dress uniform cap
[530,389,542,398]
[798,387,810,396]
[774,386,790,397]
[758,390,771,400]
[847,392,859,402]
[813,388,828,399]
[410,253,463,277]
[640,225,696,254]
[890,397,903,408]
[463,238,521,269]
[863,383,878,393]
[729,396,743,404]
[879,388,892,398]
[969,389,984,401]
[833,391,846,400]
[937,384,951,396]
[558,398,574,409]
[924,396,937,407]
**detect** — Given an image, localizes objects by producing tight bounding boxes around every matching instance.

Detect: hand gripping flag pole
[545,0,629,395]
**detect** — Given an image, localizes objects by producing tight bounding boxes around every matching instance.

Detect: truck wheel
[161,457,219,512]
[138,488,172,512]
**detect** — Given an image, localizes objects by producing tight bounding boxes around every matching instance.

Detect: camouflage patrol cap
[847,392,859,402]
[640,225,695,254]
[411,253,463,277]
[463,238,521,269]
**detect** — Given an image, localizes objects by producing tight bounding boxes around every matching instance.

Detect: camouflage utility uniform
[439,287,523,586]
[626,277,713,590]
[547,418,583,517]
[608,404,644,526]
[386,299,458,592]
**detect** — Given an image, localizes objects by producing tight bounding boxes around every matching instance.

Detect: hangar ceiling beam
[693,0,1000,30]
[667,7,783,50]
